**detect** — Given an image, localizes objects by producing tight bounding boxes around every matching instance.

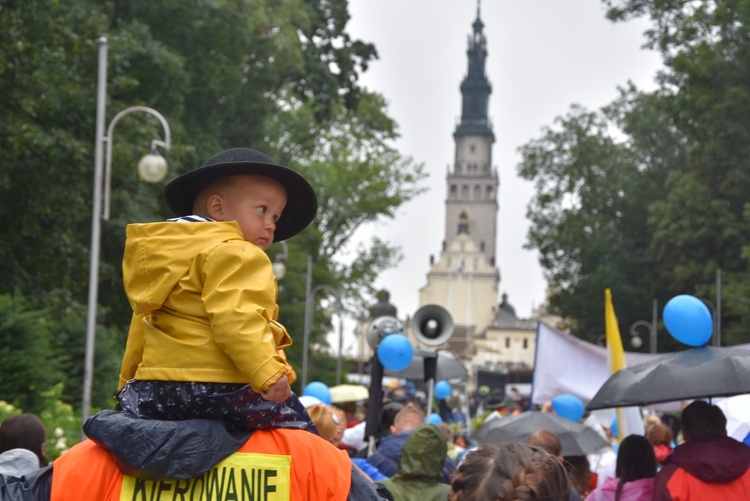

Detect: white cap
[299,395,323,408]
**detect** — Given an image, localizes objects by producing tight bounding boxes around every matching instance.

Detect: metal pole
[716,269,722,347]
[82,37,109,426]
[336,306,344,385]
[301,256,313,389]
[650,298,657,354]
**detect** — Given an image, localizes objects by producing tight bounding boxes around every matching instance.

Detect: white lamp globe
[137,152,168,183]
[272,261,287,280]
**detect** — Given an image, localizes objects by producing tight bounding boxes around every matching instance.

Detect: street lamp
[82,36,171,424]
[271,241,289,280]
[300,255,340,389]
[630,298,658,353]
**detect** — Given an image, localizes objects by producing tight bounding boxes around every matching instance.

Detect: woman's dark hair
[614,435,657,501]
[563,455,593,498]
[450,442,570,500]
[0,413,49,467]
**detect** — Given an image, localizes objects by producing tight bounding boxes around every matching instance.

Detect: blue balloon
[663,294,713,347]
[434,380,451,400]
[552,394,585,422]
[303,381,332,405]
[377,333,414,371]
[426,413,443,425]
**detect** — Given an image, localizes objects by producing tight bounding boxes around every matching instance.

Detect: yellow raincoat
[118,220,291,393]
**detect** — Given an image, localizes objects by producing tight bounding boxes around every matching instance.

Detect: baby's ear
[205,194,225,220]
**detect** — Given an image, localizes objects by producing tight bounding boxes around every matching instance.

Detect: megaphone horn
[411,304,454,347]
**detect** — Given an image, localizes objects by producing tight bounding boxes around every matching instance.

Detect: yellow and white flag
[605,289,645,440]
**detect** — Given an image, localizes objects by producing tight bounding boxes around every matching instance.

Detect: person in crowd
[643,414,662,434]
[0,414,48,477]
[116,147,318,432]
[0,410,385,500]
[585,417,617,488]
[366,402,456,482]
[646,423,674,467]
[342,400,405,456]
[366,403,425,477]
[565,454,597,499]
[528,429,582,501]
[449,442,570,500]
[653,400,750,500]
[437,422,465,463]
[377,424,451,501]
[585,434,657,501]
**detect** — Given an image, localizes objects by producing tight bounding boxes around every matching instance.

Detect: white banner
[530,322,657,406]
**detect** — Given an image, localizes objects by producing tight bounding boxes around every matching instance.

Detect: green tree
[0,294,64,413]
[520,0,750,346]
[604,0,750,345]
[518,99,661,341]
[1,0,425,408]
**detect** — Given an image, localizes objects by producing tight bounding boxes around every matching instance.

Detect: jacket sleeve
[201,242,288,392]
[118,312,145,389]
[277,348,297,385]
[652,465,676,501]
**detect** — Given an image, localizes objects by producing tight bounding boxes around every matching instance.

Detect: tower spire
[455,6,492,138]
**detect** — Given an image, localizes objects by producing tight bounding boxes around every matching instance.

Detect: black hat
[163,148,317,242]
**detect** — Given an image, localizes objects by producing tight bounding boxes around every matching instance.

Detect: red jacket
[652,436,750,500]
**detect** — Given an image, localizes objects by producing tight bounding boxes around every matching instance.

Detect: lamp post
[82,36,171,424]
[629,298,658,353]
[271,241,289,280]
[300,256,339,389]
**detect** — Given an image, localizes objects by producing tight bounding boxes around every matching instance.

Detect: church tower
[444,5,498,267]
[418,6,500,357]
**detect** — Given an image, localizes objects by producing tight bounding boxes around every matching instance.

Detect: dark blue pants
[117,380,318,434]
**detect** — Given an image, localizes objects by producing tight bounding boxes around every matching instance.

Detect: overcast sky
[335,1,664,353]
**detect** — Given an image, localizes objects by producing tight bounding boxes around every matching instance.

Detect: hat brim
[163,160,317,242]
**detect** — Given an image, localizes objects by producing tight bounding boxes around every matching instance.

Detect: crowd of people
[5,389,750,500]
[2,147,750,499]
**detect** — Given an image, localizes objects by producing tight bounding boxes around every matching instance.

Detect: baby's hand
[260,375,291,403]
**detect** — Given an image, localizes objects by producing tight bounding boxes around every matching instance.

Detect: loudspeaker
[365,315,403,350]
[411,304,454,347]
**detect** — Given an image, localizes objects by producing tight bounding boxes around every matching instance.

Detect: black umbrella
[474,411,609,456]
[587,345,750,410]
[383,348,468,381]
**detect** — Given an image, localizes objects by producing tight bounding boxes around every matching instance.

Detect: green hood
[382,424,451,501]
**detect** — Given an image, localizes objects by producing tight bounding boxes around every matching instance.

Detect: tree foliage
[519,0,750,346]
[0,0,424,412]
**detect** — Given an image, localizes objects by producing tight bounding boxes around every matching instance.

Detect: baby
[116,147,318,432]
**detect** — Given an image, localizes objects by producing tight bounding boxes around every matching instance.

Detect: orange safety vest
[51,429,352,501]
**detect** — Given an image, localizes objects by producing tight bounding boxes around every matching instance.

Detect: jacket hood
[668,436,750,483]
[392,424,447,482]
[123,221,246,314]
[0,448,39,477]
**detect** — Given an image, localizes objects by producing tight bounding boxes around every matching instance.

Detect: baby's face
[218,174,287,250]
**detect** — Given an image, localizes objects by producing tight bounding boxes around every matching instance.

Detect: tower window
[473,185,481,199]
[461,185,469,198]
[450,185,457,198]
[523,338,529,349]
[505,337,510,348]
[486,186,493,199]
[470,144,476,153]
